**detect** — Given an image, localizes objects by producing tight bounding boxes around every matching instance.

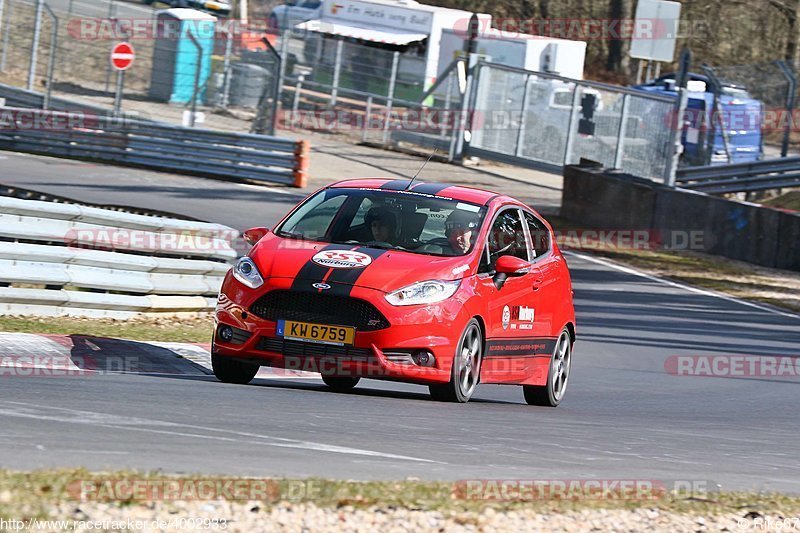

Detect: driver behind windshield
[365,206,400,244]
[445,210,480,255]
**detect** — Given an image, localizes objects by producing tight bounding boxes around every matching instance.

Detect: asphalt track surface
[1,152,800,493]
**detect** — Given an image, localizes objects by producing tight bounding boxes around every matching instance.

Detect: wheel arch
[565,321,576,344]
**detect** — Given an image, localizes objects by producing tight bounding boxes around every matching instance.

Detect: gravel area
[36,501,798,532]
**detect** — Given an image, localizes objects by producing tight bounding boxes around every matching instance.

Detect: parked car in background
[633,73,763,166]
[268,0,322,30]
[143,0,232,17]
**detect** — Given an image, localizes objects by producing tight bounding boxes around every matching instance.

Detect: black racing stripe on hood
[323,248,389,296]
[379,179,413,190]
[410,182,451,196]
[289,244,353,291]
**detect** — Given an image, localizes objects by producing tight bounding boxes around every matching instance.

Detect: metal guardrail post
[41,3,57,110]
[187,29,202,128]
[27,0,44,91]
[775,60,797,159]
[563,85,582,166]
[514,74,532,157]
[0,0,10,73]
[330,37,343,107]
[613,93,630,168]
[382,51,399,145]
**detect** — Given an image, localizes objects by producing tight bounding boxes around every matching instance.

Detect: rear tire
[321,375,360,392]
[523,328,572,406]
[212,346,259,385]
[429,319,482,403]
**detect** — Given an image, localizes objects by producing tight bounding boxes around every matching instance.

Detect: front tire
[212,346,259,385]
[321,375,360,392]
[429,319,483,403]
[523,328,572,406]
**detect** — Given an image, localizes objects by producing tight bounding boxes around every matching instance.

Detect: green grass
[0,315,213,343]
[762,190,800,212]
[2,469,800,519]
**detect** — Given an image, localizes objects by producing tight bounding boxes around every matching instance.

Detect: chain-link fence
[469,62,676,180]
[700,62,795,162]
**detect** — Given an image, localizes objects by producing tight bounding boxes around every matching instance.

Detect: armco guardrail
[0,83,116,117]
[0,196,239,318]
[676,157,800,194]
[0,107,310,187]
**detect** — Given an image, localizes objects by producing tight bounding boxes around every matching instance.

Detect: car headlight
[385,280,460,306]
[232,257,264,289]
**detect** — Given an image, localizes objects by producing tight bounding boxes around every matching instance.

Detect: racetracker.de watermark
[665,355,800,378]
[0,109,144,131]
[452,479,718,501]
[451,17,708,41]
[67,479,322,501]
[64,228,239,254]
[0,355,139,377]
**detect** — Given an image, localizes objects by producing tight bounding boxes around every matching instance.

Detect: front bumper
[213,274,470,384]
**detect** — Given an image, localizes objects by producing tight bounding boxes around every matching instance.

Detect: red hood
[249,234,475,293]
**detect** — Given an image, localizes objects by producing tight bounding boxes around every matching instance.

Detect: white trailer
[438,27,587,80]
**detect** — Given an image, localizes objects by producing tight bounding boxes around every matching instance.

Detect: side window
[486,209,529,270]
[524,211,551,259]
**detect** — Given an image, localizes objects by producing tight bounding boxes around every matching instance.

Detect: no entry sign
[110,42,135,71]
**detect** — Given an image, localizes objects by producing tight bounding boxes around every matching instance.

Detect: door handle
[532,278,543,291]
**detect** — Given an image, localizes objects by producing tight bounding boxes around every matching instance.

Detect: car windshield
[275,188,487,257]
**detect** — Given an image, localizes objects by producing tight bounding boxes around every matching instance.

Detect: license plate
[277,320,355,346]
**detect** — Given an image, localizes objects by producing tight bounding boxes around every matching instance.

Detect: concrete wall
[562,164,800,271]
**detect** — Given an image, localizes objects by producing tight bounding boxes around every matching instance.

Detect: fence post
[455,54,480,161]
[0,0,10,73]
[440,74,453,141]
[514,74,532,157]
[563,86,582,165]
[277,28,289,97]
[27,0,44,90]
[363,95,372,143]
[664,48,691,186]
[220,26,233,108]
[42,2,57,110]
[613,93,630,168]
[381,50,399,145]
[291,75,303,130]
[330,37,343,107]
[187,29,202,128]
[0,0,5,73]
[103,0,116,92]
[293,139,310,188]
[775,60,797,159]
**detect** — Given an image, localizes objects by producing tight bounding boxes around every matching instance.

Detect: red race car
[213,178,576,405]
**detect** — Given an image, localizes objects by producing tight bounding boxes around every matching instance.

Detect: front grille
[256,337,373,360]
[250,290,390,331]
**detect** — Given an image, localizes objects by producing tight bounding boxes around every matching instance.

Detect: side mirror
[243,227,270,246]
[493,255,531,290]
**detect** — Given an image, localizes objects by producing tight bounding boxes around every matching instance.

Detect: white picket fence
[0,196,238,318]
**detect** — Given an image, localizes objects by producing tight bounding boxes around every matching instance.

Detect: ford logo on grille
[312,283,331,290]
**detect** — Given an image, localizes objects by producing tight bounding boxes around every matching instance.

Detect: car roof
[328,178,506,206]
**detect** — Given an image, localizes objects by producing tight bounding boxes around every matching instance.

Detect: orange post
[293,140,310,188]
